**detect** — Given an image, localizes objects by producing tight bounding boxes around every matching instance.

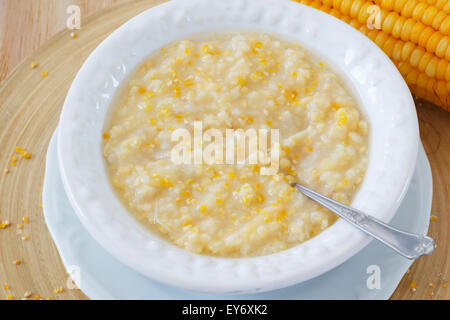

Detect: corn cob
[419,0,450,15]
[372,0,450,35]
[294,0,449,111]
[363,26,449,82]
[317,0,449,59]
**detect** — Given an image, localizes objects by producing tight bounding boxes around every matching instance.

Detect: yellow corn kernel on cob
[373,0,449,35]
[294,0,449,111]
[317,0,449,59]
[420,0,449,15]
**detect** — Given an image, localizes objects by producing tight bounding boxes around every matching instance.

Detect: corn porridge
[103,33,369,257]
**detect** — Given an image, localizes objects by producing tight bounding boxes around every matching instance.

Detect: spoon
[292,183,435,260]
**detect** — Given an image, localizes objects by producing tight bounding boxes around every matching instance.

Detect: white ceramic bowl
[58,0,419,294]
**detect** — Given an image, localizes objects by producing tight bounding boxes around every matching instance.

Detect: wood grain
[0,0,448,300]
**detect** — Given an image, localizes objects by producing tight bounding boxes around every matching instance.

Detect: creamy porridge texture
[103,33,369,257]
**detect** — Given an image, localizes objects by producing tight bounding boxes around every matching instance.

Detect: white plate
[57,0,419,293]
[44,130,432,299]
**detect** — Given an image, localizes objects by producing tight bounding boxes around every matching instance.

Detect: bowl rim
[57,0,419,294]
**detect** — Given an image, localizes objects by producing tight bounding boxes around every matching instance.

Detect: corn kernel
[237,76,246,86]
[159,177,173,188]
[255,193,265,203]
[16,147,30,157]
[282,145,291,154]
[330,104,340,110]
[258,55,267,65]
[160,107,171,116]
[173,86,181,98]
[181,190,191,197]
[54,287,64,294]
[250,73,261,81]
[337,116,348,126]
[252,41,262,54]
[276,210,287,221]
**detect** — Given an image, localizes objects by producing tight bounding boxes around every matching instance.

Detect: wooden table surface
[0,0,448,300]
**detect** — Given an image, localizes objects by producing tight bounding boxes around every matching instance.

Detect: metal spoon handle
[293,183,435,260]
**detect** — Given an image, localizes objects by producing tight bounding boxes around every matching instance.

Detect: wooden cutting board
[0,0,448,300]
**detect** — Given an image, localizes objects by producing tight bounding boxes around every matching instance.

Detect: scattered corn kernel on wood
[53,287,64,294]
[294,0,449,111]
[0,220,10,229]
[410,280,417,291]
[0,214,66,300]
